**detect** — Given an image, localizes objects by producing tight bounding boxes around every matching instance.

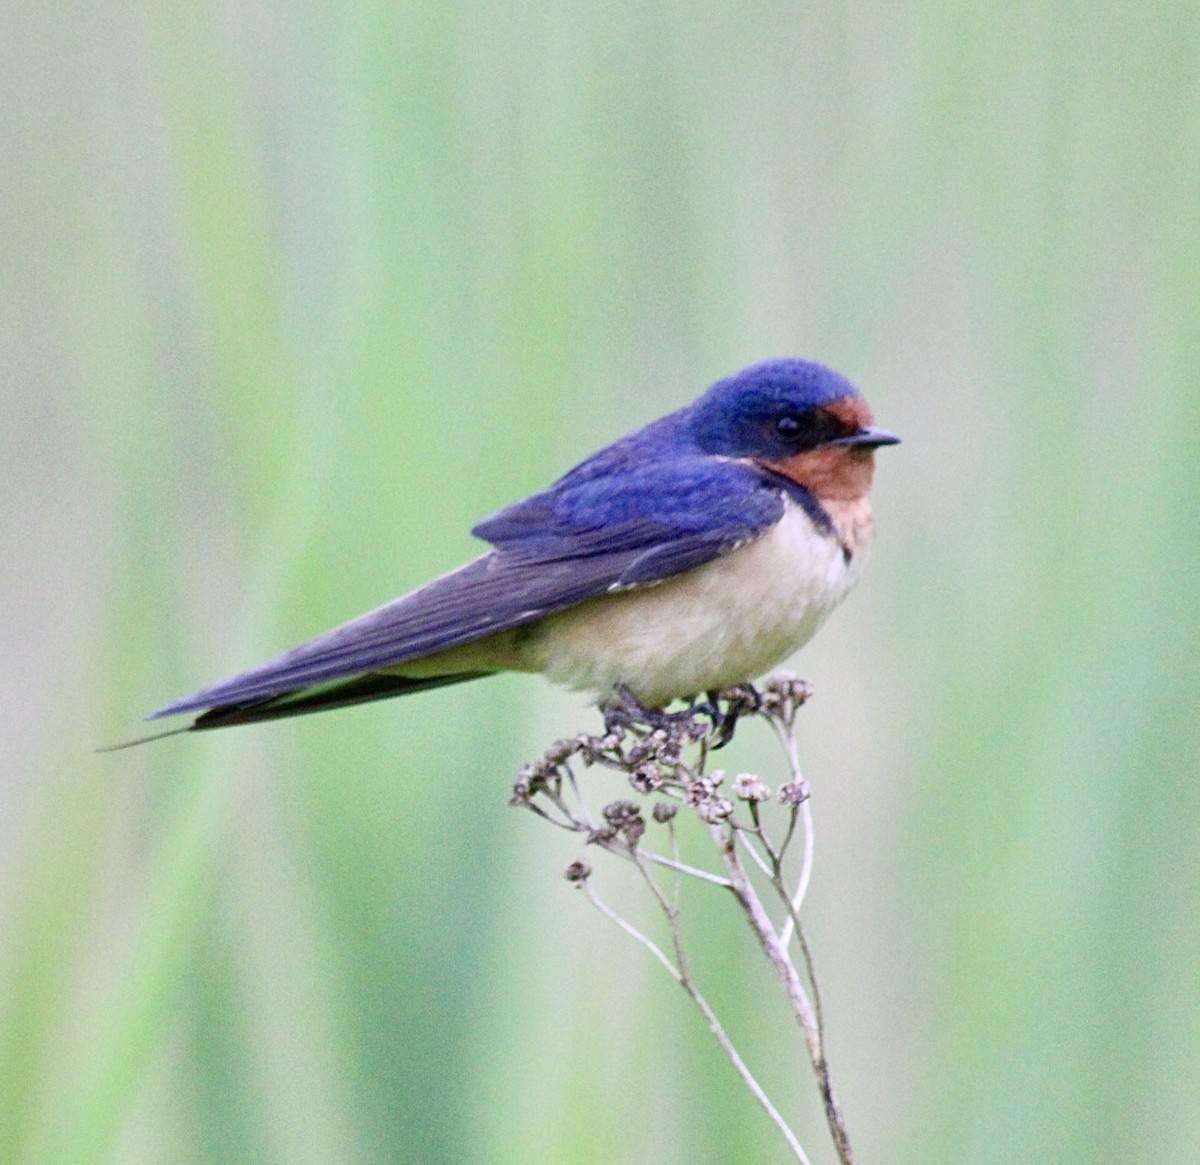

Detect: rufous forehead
[824,395,873,428]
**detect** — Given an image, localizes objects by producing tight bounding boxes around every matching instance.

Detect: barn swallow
[139,359,897,739]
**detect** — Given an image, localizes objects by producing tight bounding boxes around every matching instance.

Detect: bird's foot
[602,684,759,748]
[703,684,762,748]
[602,685,705,739]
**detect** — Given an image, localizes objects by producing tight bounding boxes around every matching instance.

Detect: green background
[4,4,1198,1162]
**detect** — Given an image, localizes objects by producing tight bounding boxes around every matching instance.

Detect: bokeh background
[4,4,1199,1163]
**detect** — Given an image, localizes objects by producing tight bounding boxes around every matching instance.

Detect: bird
[136,358,898,741]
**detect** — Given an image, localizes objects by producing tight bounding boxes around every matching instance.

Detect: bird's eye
[775,414,804,440]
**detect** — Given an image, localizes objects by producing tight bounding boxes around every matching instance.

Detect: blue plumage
[144,358,897,734]
[689,359,861,458]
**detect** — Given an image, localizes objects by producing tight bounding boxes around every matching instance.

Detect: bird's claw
[702,684,762,748]
[602,683,760,748]
[603,684,702,738]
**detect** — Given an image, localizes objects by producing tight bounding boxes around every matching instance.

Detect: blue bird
[145,359,898,736]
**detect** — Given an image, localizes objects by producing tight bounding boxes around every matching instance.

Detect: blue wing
[151,456,788,727]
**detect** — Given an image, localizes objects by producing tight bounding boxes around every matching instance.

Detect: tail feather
[189,671,491,731]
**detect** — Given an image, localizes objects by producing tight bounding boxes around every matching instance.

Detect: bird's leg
[705,684,762,748]
[603,684,661,734]
[701,689,734,747]
[601,684,641,734]
[601,683,763,746]
[603,684,704,737]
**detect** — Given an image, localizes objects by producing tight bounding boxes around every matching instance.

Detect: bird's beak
[827,426,901,449]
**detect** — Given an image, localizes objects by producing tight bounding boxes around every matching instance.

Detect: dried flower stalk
[510,674,854,1165]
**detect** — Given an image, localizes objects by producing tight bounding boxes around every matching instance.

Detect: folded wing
[152,457,788,728]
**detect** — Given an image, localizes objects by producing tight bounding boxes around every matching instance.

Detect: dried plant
[510,674,855,1165]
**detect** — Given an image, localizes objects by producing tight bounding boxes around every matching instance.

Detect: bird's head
[688,359,899,502]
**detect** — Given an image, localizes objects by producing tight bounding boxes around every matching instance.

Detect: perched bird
[144,359,897,737]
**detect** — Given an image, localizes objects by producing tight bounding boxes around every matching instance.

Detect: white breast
[517,499,873,705]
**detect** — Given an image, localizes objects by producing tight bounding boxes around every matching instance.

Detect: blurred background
[4,3,1198,1162]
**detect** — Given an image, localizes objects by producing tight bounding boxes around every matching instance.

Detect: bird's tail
[98,670,490,750]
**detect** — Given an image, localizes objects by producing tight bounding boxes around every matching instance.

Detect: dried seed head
[603,800,641,826]
[511,761,553,805]
[564,860,592,882]
[543,738,576,765]
[778,780,811,807]
[761,674,814,721]
[722,684,761,717]
[652,801,678,823]
[623,817,646,846]
[683,777,717,808]
[732,773,771,802]
[629,763,663,794]
[575,732,608,766]
[699,797,734,824]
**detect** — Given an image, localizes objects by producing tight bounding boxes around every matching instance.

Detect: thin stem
[519,800,578,831]
[733,824,777,881]
[748,801,783,869]
[778,805,800,864]
[636,847,732,887]
[667,818,683,914]
[632,852,678,932]
[790,920,825,1042]
[771,712,814,951]
[770,715,801,780]
[768,873,826,1043]
[795,797,815,904]
[714,826,855,1165]
[596,842,732,888]
[582,873,813,1165]
[561,763,595,829]
[578,879,679,980]
[779,798,815,949]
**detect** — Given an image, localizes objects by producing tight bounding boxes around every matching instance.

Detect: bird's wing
[151,457,787,722]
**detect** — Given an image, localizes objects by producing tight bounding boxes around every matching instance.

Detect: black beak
[827,426,901,449]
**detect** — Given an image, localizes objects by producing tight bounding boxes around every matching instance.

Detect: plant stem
[714,826,855,1165]
[578,878,813,1165]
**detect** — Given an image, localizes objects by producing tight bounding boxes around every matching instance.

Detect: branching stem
[578,877,813,1165]
[511,675,854,1165]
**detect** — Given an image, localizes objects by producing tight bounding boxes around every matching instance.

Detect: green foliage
[3,3,1198,1162]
